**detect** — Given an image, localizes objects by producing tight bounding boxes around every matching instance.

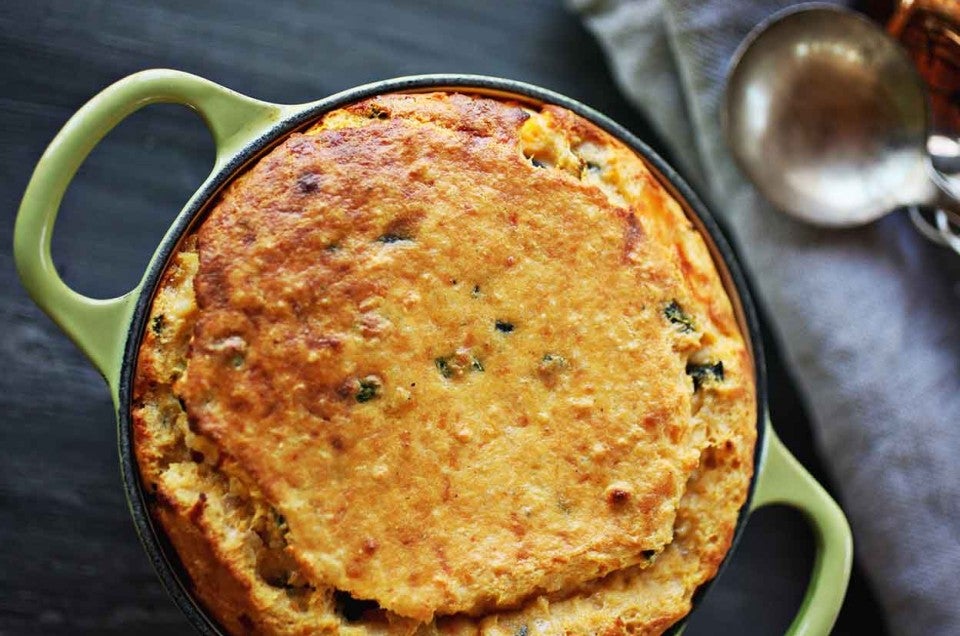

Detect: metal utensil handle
[909,207,960,254]
[13,69,282,387]
[910,165,960,254]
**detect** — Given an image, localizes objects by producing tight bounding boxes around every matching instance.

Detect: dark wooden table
[1,1,888,634]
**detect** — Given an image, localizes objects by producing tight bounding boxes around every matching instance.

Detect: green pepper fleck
[377,233,411,244]
[437,354,484,378]
[495,320,514,333]
[356,378,381,402]
[368,104,390,120]
[685,361,724,391]
[664,300,695,333]
[151,314,166,335]
[435,357,453,379]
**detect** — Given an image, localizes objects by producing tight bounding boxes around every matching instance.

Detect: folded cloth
[569,1,960,634]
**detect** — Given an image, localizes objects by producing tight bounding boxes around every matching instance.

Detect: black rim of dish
[115,74,769,635]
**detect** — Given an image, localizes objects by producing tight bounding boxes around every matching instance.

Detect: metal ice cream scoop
[723,4,960,254]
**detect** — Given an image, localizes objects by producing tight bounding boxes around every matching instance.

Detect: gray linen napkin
[570,1,960,634]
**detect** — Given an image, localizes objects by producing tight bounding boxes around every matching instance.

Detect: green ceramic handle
[13,69,284,387]
[751,424,853,635]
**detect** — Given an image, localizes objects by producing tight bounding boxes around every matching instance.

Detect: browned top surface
[173,92,753,622]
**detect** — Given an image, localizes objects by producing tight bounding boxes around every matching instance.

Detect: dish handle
[13,69,283,387]
[750,423,853,635]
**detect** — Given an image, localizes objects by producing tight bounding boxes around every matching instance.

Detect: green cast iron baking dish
[13,69,853,635]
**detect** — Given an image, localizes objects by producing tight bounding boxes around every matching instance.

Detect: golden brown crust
[133,92,756,635]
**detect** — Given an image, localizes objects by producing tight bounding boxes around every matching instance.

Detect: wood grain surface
[0,1,887,634]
